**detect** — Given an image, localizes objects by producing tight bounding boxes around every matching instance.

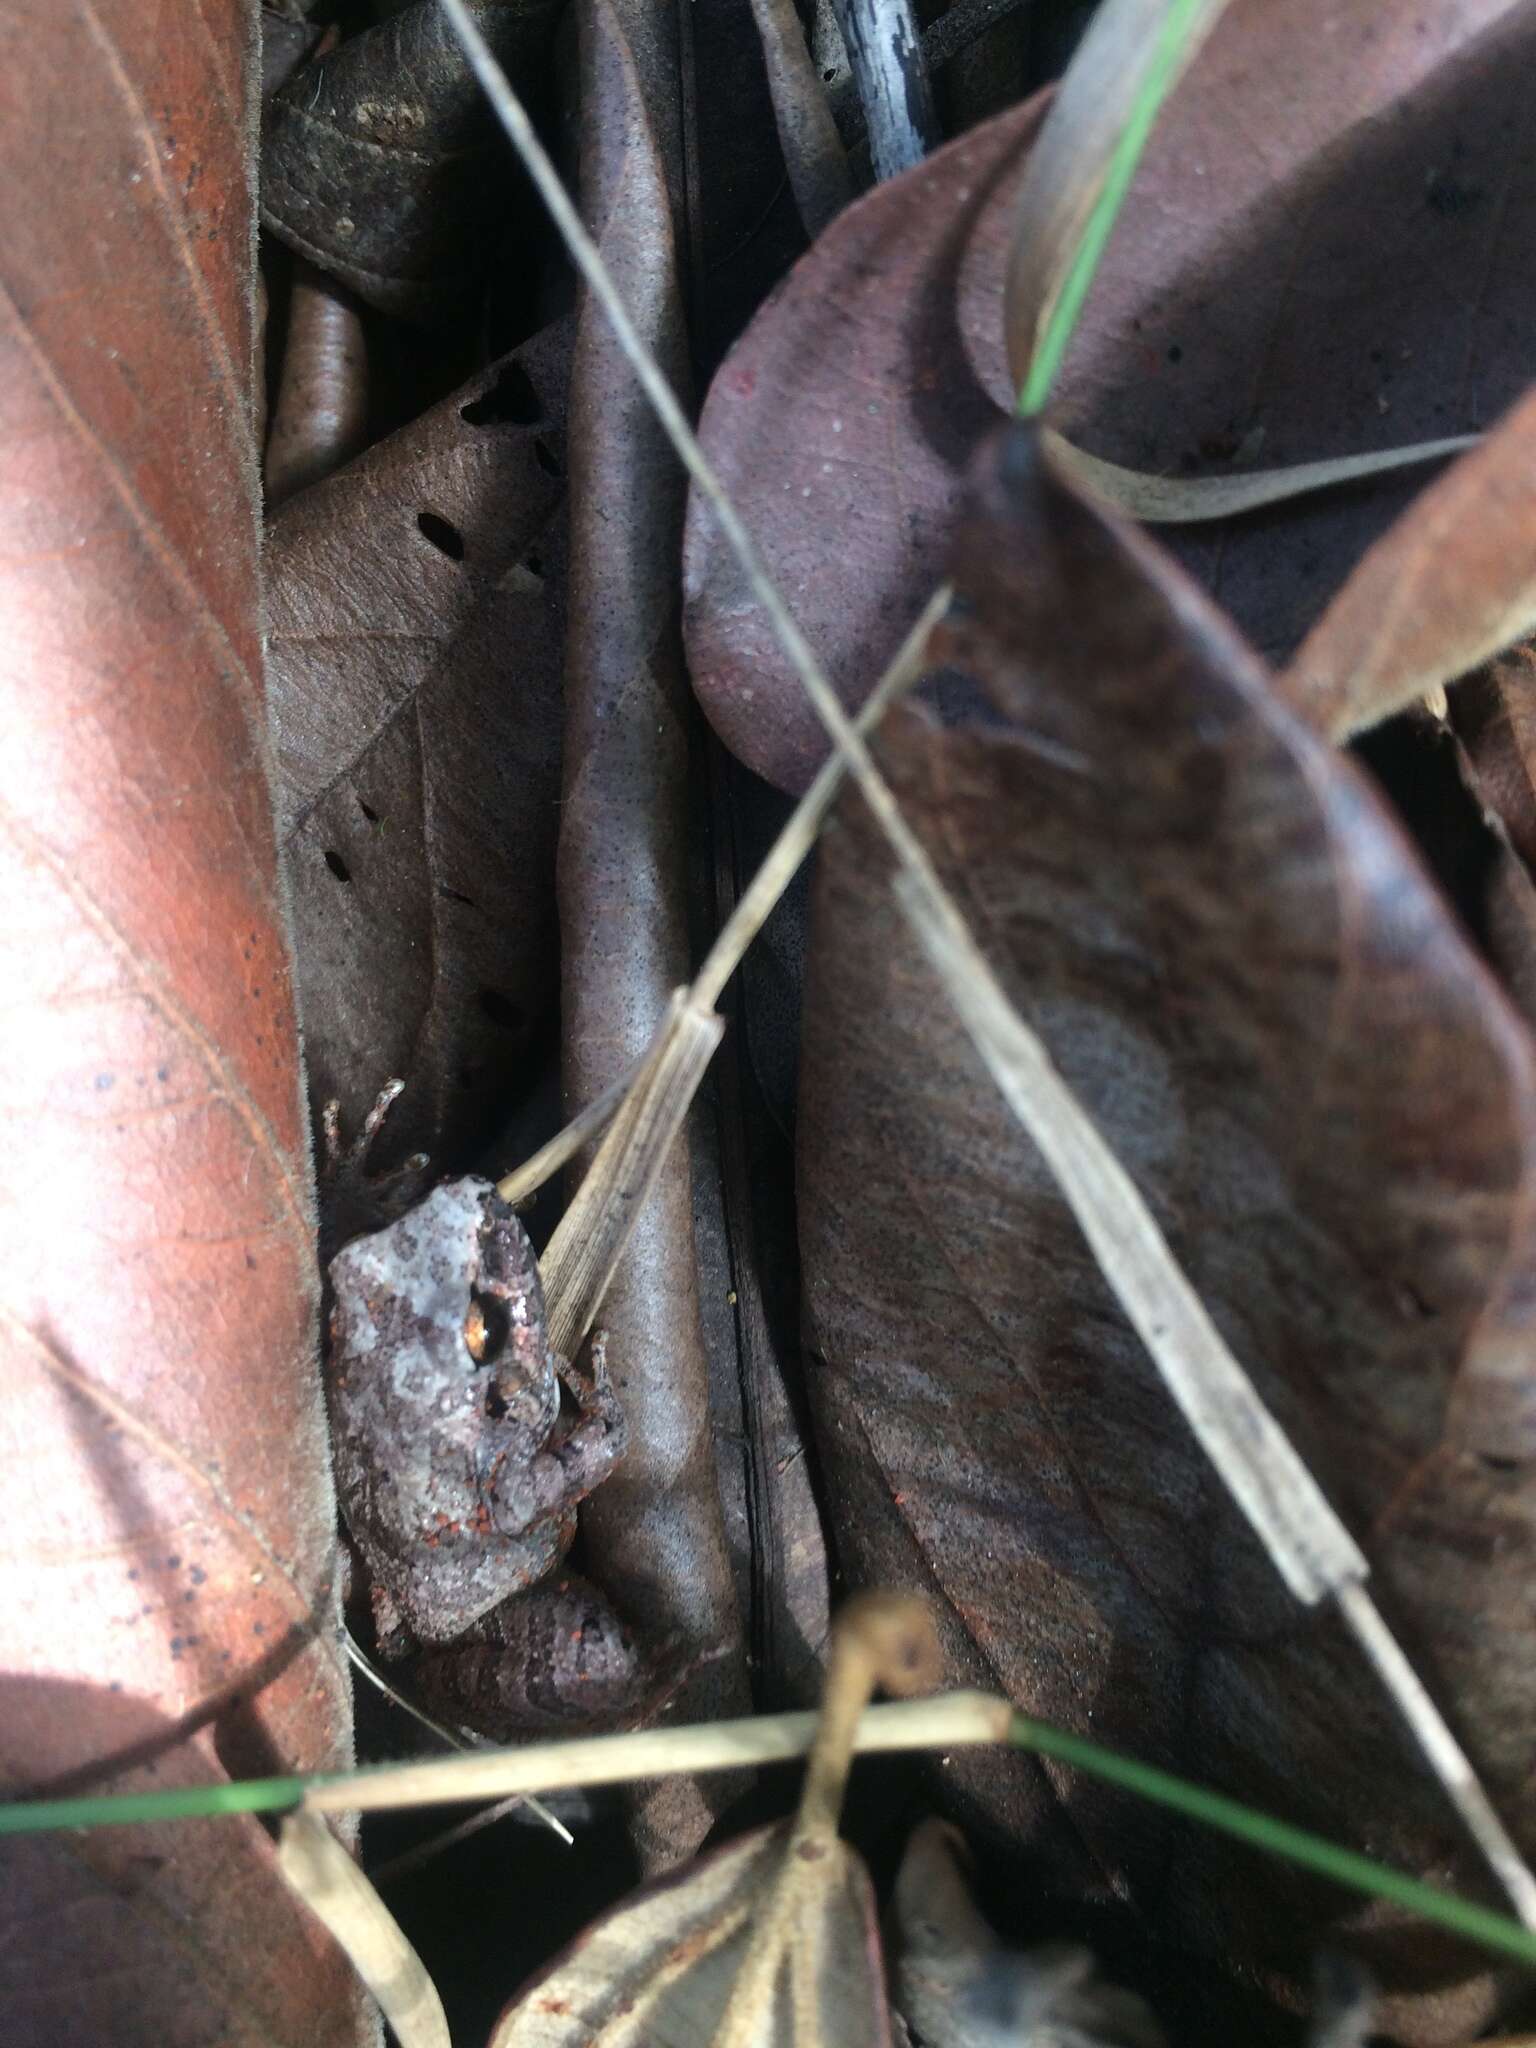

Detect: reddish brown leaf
[683,92,1042,793]
[797,426,1536,2043]
[261,0,559,325]
[685,0,1536,792]
[0,3,356,2042]
[266,325,567,1193]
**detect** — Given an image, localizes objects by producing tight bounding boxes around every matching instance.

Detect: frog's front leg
[481,1329,627,1534]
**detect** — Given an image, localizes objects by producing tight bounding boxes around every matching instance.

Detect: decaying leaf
[686,0,1536,792]
[266,322,568,1184]
[1454,648,1536,876]
[261,0,560,324]
[797,426,1536,2042]
[0,0,357,2040]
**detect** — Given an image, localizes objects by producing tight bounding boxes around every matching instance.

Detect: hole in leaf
[477,987,525,1032]
[324,850,351,883]
[357,797,379,823]
[461,361,542,427]
[823,66,837,80]
[524,552,546,579]
[1480,1452,1521,1474]
[417,510,465,560]
[533,438,563,478]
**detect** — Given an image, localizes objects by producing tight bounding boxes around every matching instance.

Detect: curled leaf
[1280,384,1536,741]
[261,0,559,323]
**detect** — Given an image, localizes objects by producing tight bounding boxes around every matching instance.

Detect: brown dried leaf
[261,0,559,325]
[0,2,356,2041]
[686,0,1536,792]
[266,325,567,1188]
[1279,384,1536,741]
[798,426,1536,2043]
[1454,648,1536,875]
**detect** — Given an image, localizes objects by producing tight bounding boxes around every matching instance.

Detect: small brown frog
[326,1176,626,1644]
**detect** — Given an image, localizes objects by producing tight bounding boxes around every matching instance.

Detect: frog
[326,1174,627,1645]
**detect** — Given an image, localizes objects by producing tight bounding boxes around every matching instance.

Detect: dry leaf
[686,0,1536,792]
[797,426,1536,2043]
[278,1812,450,2048]
[266,323,568,1187]
[488,1593,937,2046]
[261,0,559,324]
[1279,384,1536,740]
[264,261,369,507]
[0,1,357,2039]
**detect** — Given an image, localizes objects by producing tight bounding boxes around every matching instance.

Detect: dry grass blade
[498,585,947,1210]
[539,990,724,1356]
[304,1691,1012,1819]
[495,1042,655,1207]
[1003,0,1230,394]
[1050,429,1479,525]
[277,1813,451,2048]
[438,0,1536,1931]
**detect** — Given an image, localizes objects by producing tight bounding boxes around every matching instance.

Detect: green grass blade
[1019,0,1211,417]
[0,1773,306,1835]
[1010,1712,1536,1968]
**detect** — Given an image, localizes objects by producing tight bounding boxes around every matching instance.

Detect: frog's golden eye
[462,1299,488,1362]
[463,1292,508,1366]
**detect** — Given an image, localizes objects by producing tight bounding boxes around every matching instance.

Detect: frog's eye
[462,1292,508,1366]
